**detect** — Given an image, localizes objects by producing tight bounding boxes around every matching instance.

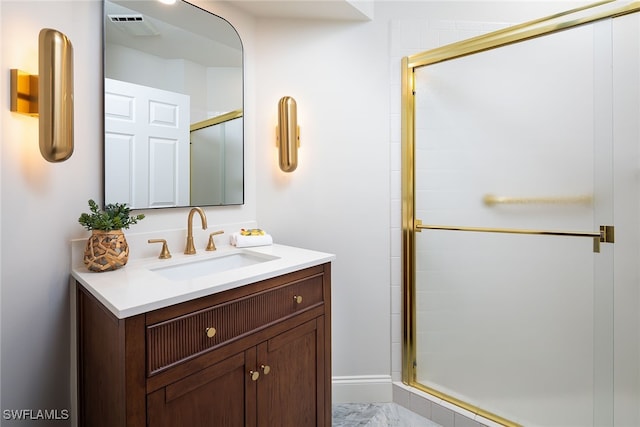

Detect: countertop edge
[72,244,335,319]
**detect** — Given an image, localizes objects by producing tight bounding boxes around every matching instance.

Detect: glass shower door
[411,20,614,427]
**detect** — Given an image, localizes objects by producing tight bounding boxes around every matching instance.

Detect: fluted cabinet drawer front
[146,273,324,375]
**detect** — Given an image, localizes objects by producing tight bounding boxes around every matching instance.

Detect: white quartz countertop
[72,244,335,319]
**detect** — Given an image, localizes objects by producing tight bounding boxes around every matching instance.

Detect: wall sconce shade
[10,28,74,162]
[39,28,74,162]
[277,96,299,172]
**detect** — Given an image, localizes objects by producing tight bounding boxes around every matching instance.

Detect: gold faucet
[185,207,208,254]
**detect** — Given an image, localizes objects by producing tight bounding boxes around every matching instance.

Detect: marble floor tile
[332,403,442,427]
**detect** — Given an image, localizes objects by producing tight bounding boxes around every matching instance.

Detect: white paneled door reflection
[412,19,621,427]
[105,78,190,208]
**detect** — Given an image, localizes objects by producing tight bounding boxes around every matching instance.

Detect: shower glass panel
[412,21,613,426]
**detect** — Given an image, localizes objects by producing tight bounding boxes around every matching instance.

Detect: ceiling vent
[108,14,159,36]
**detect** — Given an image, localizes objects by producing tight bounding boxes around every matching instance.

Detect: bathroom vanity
[73,244,334,427]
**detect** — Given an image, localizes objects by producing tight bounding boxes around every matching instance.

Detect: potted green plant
[79,199,145,272]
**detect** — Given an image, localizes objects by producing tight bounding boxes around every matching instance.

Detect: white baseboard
[332,375,393,404]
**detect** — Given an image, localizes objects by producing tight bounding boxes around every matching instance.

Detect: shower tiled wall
[388,17,510,427]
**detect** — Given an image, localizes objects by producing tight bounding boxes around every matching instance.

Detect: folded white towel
[230,232,273,248]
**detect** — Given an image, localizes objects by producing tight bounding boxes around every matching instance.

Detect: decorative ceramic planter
[83,229,129,272]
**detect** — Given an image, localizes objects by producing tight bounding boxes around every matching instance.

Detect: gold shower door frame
[401,1,640,426]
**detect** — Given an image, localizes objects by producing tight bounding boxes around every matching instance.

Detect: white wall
[105,43,242,122]
[2,1,103,419]
[254,15,393,401]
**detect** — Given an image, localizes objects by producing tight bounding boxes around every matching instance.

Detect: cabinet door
[147,350,256,427]
[256,318,325,427]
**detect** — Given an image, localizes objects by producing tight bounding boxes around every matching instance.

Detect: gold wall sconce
[10,28,74,162]
[276,96,300,172]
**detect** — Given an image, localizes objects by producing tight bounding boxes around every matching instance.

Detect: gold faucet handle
[206,231,225,251]
[148,239,171,259]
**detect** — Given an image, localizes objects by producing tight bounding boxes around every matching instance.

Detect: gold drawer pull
[293,295,303,304]
[249,370,260,381]
[261,364,271,375]
[205,327,216,338]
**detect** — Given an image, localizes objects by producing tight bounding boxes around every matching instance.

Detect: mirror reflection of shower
[190,112,243,206]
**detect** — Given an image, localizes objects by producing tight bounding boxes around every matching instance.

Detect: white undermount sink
[150,251,279,281]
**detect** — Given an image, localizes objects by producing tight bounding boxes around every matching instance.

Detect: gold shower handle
[483,194,593,206]
[414,220,614,253]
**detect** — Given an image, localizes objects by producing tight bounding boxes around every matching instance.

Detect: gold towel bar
[483,194,593,206]
[414,220,614,253]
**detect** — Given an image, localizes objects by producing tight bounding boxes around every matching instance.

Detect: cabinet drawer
[146,273,323,375]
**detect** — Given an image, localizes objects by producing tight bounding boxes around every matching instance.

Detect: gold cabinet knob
[205,327,216,338]
[249,370,260,381]
[294,295,303,304]
[261,364,271,375]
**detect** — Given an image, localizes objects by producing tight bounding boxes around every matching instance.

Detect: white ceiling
[106,0,243,67]
[105,0,372,69]
[222,0,374,21]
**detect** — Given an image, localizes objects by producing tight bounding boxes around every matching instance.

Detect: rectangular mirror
[103,0,244,209]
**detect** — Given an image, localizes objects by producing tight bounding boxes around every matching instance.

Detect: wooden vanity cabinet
[77,263,331,427]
